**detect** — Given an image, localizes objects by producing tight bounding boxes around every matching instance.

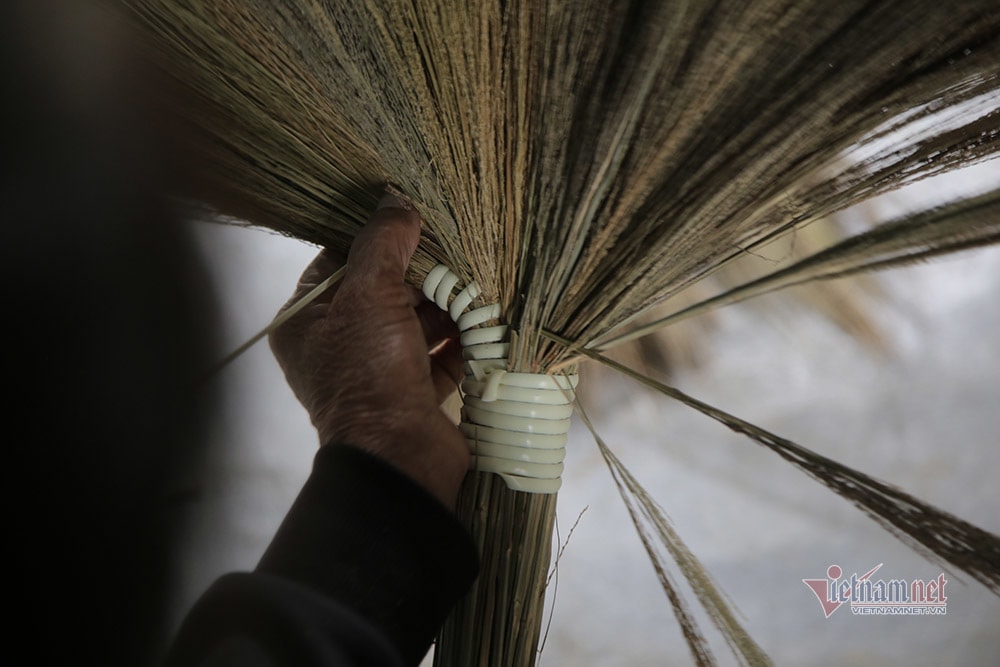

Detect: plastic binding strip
[422,265,578,493]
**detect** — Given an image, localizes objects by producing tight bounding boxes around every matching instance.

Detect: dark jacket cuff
[256,444,479,665]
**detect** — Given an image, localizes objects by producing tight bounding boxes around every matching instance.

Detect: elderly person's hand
[269,195,469,508]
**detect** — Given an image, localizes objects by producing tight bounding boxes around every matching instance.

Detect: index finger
[344,194,421,289]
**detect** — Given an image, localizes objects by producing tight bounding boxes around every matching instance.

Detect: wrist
[320,416,469,509]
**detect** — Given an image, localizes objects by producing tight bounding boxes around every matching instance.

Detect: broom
[121,1,1000,664]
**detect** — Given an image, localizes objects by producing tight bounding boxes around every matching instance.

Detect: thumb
[344,194,421,288]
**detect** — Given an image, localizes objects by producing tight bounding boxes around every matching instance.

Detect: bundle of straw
[587,215,887,384]
[122,1,1000,664]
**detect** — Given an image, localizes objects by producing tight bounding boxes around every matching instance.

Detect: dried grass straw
[123,1,1000,665]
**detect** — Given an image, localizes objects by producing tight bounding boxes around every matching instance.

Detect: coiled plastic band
[422,265,578,494]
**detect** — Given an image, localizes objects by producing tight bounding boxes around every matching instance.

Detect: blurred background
[178,163,1000,665]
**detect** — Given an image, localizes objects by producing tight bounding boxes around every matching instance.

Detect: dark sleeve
[164,444,479,667]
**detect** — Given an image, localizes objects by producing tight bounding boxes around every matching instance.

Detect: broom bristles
[123,1,1000,664]
[565,343,1000,595]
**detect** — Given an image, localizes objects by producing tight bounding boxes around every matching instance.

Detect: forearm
[164,445,478,666]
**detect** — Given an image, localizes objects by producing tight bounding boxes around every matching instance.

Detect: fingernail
[376,193,406,210]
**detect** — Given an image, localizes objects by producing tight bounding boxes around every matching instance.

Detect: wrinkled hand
[269,195,469,508]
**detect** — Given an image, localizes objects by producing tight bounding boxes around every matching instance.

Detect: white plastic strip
[464,396,574,421]
[457,304,500,331]
[461,379,572,405]
[463,343,511,361]
[466,441,566,464]
[422,265,578,494]
[463,405,571,434]
[449,282,481,321]
[459,423,568,449]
